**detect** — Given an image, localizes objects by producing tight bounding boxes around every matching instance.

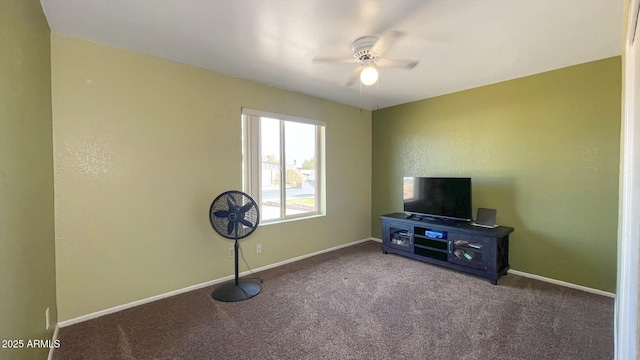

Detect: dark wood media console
[380,213,514,284]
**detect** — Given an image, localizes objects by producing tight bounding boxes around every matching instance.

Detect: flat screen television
[403,177,472,222]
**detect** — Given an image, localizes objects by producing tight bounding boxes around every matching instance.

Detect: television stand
[380,213,514,284]
[407,214,434,222]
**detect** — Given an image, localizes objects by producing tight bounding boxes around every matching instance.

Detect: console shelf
[380,213,514,284]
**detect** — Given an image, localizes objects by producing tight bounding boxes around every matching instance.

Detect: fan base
[211,279,262,302]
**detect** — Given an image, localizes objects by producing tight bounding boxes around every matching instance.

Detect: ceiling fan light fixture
[360,65,378,86]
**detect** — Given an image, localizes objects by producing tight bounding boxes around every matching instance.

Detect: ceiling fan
[313,31,419,87]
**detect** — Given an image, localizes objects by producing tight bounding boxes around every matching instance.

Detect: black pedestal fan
[209,190,261,302]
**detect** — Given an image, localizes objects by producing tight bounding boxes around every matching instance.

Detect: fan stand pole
[211,223,262,302]
[234,239,240,285]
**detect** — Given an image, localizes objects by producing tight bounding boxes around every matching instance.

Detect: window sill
[260,213,325,226]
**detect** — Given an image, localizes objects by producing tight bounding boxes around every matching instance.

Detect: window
[242,108,325,223]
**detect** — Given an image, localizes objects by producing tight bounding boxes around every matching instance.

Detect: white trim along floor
[56,237,614,330]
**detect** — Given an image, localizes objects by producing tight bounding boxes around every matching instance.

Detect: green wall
[51,34,372,321]
[0,0,57,359]
[372,57,621,292]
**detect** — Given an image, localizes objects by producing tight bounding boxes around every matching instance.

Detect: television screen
[403,177,472,221]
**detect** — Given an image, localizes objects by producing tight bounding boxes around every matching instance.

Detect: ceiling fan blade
[345,67,363,87]
[313,57,360,64]
[375,58,419,69]
[370,30,405,56]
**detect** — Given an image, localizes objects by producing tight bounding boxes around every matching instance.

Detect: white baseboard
[56,238,613,329]
[47,324,59,360]
[375,236,613,298]
[376,235,613,297]
[57,237,376,328]
[507,269,616,298]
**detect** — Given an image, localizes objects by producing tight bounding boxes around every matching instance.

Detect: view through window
[242,109,325,222]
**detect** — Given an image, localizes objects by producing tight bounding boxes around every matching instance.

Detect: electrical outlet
[45,307,50,330]
[228,247,234,259]
[256,244,262,254]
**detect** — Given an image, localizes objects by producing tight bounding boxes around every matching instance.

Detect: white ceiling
[40,0,624,110]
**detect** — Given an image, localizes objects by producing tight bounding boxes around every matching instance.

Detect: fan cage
[209,191,260,240]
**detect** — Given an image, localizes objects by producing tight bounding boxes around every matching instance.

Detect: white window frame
[241,108,326,224]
